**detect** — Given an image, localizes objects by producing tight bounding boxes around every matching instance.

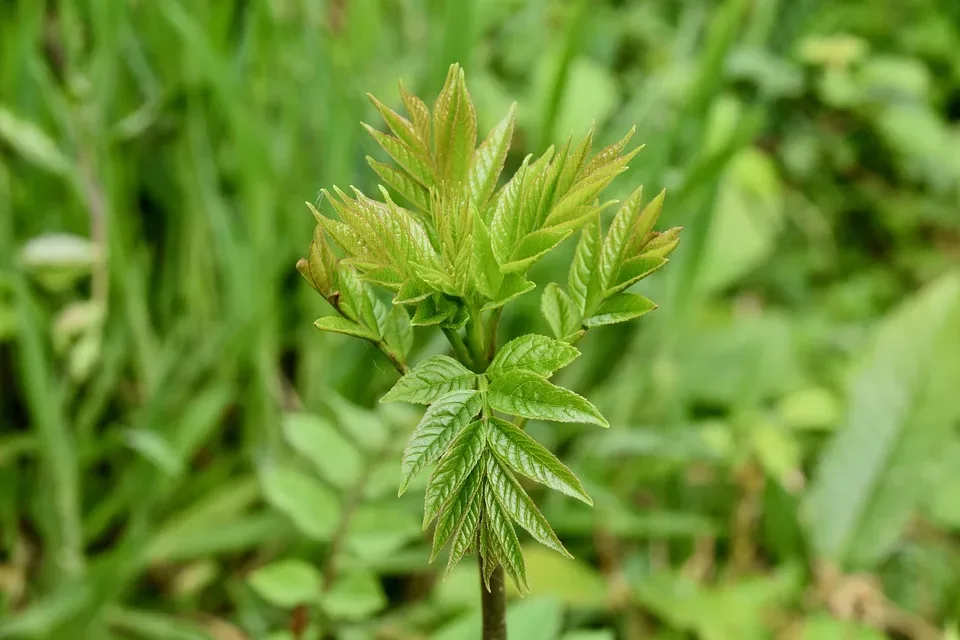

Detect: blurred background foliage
[1,0,959,638]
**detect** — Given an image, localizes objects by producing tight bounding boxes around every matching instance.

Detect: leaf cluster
[382,334,604,592]
[299,64,681,345]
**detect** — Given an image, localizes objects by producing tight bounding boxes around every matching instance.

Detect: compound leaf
[485,452,571,558]
[399,390,483,495]
[486,417,593,505]
[423,420,486,527]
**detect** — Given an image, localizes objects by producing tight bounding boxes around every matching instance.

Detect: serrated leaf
[381,354,475,404]
[488,334,579,378]
[367,156,430,212]
[383,304,413,358]
[541,284,583,340]
[581,126,635,177]
[399,390,483,495]
[486,417,593,505]
[299,217,339,296]
[314,316,379,341]
[805,271,960,568]
[432,463,484,560]
[338,266,381,329]
[400,81,432,144]
[394,279,432,305]
[433,64,477,183]
[597,186,644,289]
[641,226,682,259]
[367,93,423,153]
[423,420,486,526]
[248,559,323,608]
[411,294,457,326]
[630,188,667,253]
[446,478,484,574]
[608,255,668,296]
[362,124,435,187]
[483,482,528,593]
[487,370,608,427]
[568,218,602,315]
[485,453,571,558]
[501,227,572,273]
[481,274,536,311]
[473,213,503,299]
[490,156,531,262]
[470,103,516,211]
[584,293,657,328]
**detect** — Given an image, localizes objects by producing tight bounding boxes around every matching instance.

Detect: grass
[2,0,959,638]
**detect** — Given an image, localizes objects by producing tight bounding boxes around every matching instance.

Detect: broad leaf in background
[260,465,340,541]
[247,559,323,608]
[805,271,960,568]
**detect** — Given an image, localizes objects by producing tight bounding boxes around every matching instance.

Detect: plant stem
[484,307,503,362]
[480,563,507,640]
[442,327,474,369]
[465,308,488,370]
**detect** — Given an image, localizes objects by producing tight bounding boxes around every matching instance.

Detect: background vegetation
[1,0,959,638]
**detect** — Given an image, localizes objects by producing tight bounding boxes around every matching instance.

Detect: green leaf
[486,417,593,505]
[631,188,668,250]
[470,103,516,211]
[488,334,579,378]
[432,463,484,560]
[248,559,323,608]
[366,156,430,211]
[608,255,668,296]
[367,93,423,152]
[0,106,71,176]
[489,155,531,263]
[540,283,582,340]
[399,390,483,495]
[361,124,435,188]
[486,371,608,427]
[381,355,476,404]
[322,571,387,621]
[411,294,457,327]
[423,420,486,526]
[597,186,644,289]
[517,546,606,606]
[282,413,362,490]
[445,474,484,574]
[383,303,413,358]
[483,481,529,593]
[481,274,536,311]
[485,453,571,558]
[472,213,503,299]
[260,465,340,540]
[805,271,960,568]
[583,293,657,328]
[640,226,682,259]
[298,216,339,296]
[313,316,378,341]
[433,64,477,183]
[501,227,573,273]
[568,218,602,315]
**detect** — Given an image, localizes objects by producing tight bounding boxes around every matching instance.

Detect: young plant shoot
[299,63,681,637]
